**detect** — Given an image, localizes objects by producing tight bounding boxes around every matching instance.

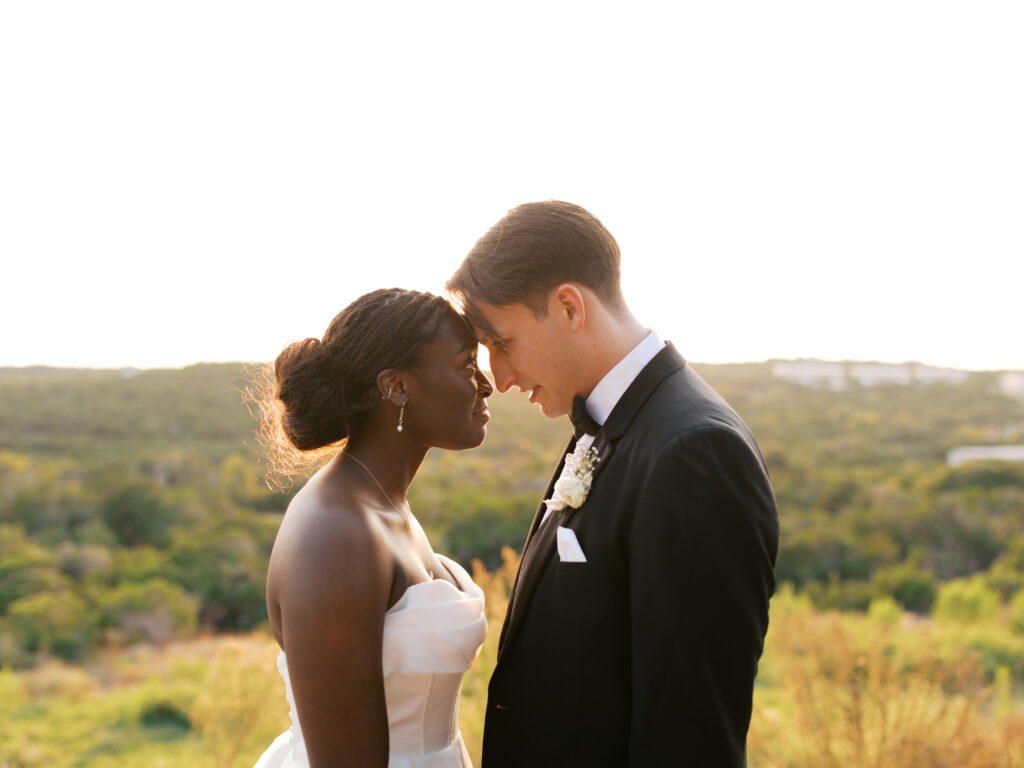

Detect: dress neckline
[385,555,474,616]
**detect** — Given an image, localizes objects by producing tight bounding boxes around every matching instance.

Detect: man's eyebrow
[461,301,500,343]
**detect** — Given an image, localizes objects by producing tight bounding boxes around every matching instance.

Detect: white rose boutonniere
[544,443,600,513]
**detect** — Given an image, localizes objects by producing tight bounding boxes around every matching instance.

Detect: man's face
[471,297,577,418]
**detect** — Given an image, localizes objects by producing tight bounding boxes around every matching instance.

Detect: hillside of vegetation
[2,360,1024,764]
[2,361,1024,666]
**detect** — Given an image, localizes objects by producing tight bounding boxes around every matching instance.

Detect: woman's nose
[476,367,494,397]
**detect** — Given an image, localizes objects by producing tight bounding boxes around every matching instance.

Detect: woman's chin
[464,424,488,449]
[440,425,488,452]
[468,425,488,448]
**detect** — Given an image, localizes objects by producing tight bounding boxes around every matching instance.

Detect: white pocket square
[557,526,587,563]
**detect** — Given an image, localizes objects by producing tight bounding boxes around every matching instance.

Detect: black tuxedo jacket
[482,344,779,767]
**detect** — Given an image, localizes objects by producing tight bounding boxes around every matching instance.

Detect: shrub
[166,520,271,632]
[867,595,903,627]
[101,481,177,548]
[872,559,938,613]
[0,524,70,612]
[98,578,198,646]
[934,576,1001,623]
[7,590,98,660]
[1010,589,1024,636]
[747,609,998,768]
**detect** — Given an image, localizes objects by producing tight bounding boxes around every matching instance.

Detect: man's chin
[535,399,569,419]
[526,387,569,419]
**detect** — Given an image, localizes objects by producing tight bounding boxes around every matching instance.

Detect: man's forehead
[463,300,505,343]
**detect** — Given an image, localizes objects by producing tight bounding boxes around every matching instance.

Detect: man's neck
[576,311,648,397]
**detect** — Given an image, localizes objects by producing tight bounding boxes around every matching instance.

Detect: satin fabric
[254,555,486,768]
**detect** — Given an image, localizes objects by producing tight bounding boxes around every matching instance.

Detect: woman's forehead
[430,314,478,354]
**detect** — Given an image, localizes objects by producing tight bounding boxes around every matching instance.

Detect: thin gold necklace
[344,452,403,513]
[345,452,435,581]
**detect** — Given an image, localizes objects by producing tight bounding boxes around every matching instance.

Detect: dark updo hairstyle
[248,288,461,486]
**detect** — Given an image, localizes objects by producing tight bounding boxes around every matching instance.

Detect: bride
[252,288,493,767]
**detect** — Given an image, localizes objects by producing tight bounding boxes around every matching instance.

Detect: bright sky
[2,2,1021,371]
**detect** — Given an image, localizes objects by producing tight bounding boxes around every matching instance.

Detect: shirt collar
[585,330,665,426]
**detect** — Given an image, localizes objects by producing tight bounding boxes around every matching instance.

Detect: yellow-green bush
[97,578,198,645]
[7,589,98,660]
[1011,590,1024,636]
[934,575,1002,624]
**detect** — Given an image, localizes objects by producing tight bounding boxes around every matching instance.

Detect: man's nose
[489,355,516,394]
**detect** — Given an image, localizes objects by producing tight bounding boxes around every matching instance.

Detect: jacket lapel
[559,343,686,523]
[497,435,575,654]
[600,342,687,444]
[497,343,688,657]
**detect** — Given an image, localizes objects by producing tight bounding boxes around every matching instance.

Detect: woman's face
[404,314,493,450]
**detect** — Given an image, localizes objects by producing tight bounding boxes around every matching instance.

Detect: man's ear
[552,284,586,333]
[376,369,409,404]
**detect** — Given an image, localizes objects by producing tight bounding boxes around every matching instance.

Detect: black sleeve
[628,426,778,766]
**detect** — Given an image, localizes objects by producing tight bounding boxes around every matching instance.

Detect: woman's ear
[376,369,409,404]
[553,283,586,333]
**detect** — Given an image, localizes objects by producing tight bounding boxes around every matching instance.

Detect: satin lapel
[497,345,686,657]
[602,342,687,441]
[497,434,576,655]
[561,344,686,526]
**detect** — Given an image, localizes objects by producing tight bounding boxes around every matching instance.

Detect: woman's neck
[340,430,426,504]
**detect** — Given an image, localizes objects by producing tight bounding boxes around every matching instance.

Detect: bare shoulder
[265,464,396,764]
[267,466,391,637]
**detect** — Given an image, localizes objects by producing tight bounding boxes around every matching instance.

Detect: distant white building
[1000,371,1024,398]
[947,445,1024,467]
[772,361,847,390]
[912,364,969,385]
[773,359,973,389]
[849,363,913,387]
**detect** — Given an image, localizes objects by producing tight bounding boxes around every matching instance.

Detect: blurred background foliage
[2,361,1024,765]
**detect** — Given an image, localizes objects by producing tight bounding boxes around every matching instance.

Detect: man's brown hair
[446,201,625,338]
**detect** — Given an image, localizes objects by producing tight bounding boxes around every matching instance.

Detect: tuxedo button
[495,703,511,711]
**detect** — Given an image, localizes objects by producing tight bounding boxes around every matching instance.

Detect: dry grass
[457,546,518,765]
[749,594,1024,768]
[4,566,1024,768]
[191,635,290,768]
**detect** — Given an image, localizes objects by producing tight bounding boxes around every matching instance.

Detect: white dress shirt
[541,330,666,525]
[581,329,665,440]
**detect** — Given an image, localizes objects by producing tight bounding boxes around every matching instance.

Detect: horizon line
[1,356,1020,374]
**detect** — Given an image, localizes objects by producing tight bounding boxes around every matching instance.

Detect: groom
[447,201,779,767]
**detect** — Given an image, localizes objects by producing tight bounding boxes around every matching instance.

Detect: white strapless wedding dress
[254,555,487,768]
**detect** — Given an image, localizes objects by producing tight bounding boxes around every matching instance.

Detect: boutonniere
[544,443,600,512]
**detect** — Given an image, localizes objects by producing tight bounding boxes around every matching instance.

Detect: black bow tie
[570,395,600,439]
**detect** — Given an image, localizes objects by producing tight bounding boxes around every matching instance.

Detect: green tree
[167,518,275,631]
[872,557,938,613]
[0,524,69,613]
[7,590,97,660]
[97,578,198,645]
[101,481,176,548]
